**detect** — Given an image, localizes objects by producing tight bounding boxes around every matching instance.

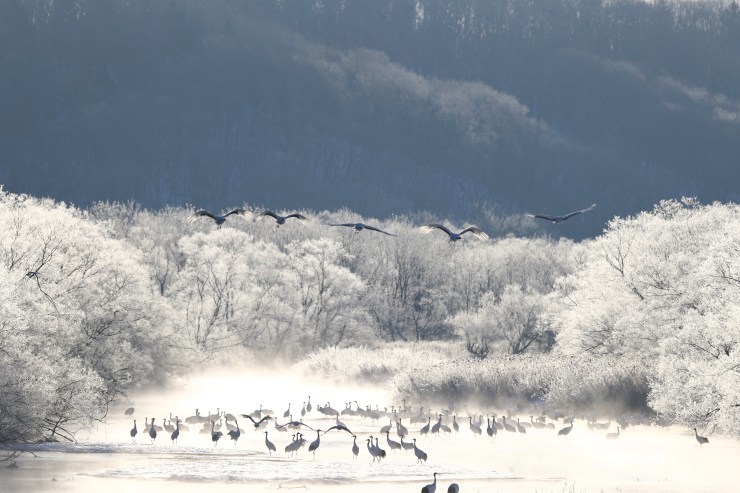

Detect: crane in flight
[256,210,308,226]
[419,224,489,241]
[528,203,596,224]
[329,222,396,236]
[241,413,273,430]
[187,209,253,228]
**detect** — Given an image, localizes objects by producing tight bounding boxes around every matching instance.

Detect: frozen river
[2,369,739,493]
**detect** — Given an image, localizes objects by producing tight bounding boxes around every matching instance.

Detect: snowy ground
[2,369,739,493]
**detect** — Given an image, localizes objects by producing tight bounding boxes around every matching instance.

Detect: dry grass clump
[294,342,466,384]
[391,353,650,414]
[298,344,650,415]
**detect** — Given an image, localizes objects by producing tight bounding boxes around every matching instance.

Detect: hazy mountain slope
[1,0,738,238]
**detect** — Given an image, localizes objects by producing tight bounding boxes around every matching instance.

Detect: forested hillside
[2,0,739,238]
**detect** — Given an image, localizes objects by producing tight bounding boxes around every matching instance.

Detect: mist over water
[2,365,739,493]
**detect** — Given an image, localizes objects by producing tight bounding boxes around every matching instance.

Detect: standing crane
[558,421,574,436]
[263,431,276,456]
[694,428,709,445]
[412,438,428,463]
[171,419,180,445]
[211,421,223,446]
[421,472,438,493]
[148,417,157,443]
[308,430,322,458]
[227,419,241,445]
[351,435,360,460]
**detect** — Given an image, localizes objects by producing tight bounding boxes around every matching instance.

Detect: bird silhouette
[419,224,489,241]
[385,430,402,451]
[319,402,340,417]
[351,435,360,460]
[396,418,409,437]
[329,222,396,236]
[447,484,460,493]
[334,415,349,430]
[531,416,546,429]
[400,435,415,451]
[171,419,180,445]
[241,414,272,430]
[188,209,253,228]
[284,433,303,456]
[366,437,380,462]
[380,418,394,434]
[421,472,438,493]
[341,402,356,416]
[431,415,443,435]
[124,407,135,416]
[558,421,574,436]
[227,419,241,445]
[185,409,202,425]
[256,210,308,226]
[528,203,596,223]
[323,424,354,436]
[486,417,495,437]
[502,416,516,433]
[374,437,386,459]
[606,426,620,440]
[210,421,223,446]
[308,430,322,458]
[263,431,276,456]
[129,419,137,442]
[694,427,709,445]
[148,417,157,443]
[412,438,428,463]
[281,419,315,431]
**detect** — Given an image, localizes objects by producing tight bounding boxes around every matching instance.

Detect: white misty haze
[2,364,740,493]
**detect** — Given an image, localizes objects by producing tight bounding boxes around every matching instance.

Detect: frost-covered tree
[286,238,371,351]
[554,199,740,434]
[0,191,172,444]
[173,229,260,356]
[451,285,553,355]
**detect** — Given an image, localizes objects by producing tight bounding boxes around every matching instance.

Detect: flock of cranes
[123,395,709,491]
[186,203,597,237]
[160,202,719,493]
